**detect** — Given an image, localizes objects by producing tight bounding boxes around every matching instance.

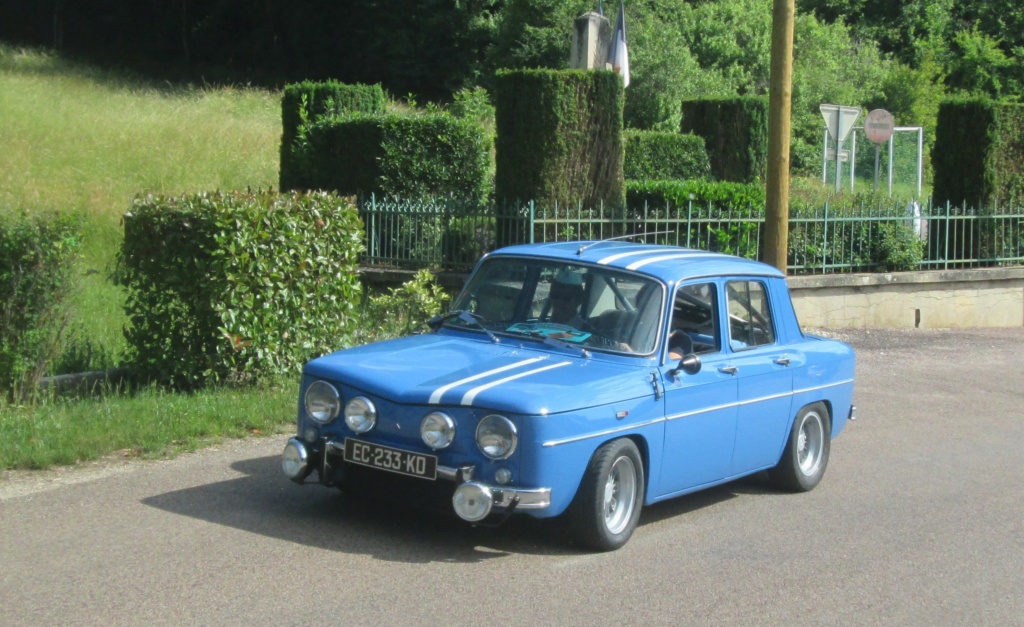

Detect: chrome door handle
[774,357,791,366]
[718,366,738,375]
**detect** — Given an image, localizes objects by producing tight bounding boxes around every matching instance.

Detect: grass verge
[0,378,296,470]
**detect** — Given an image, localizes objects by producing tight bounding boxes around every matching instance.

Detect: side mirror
[427,314,443,332]
[669,354,701,377]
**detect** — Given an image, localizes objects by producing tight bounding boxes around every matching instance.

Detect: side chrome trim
[542,416,665,448]
[543,377,854,448]
[737,390,792,406]
[428,357,545,404]
[460,361,571,406]
[664,401,738,422]
[794,378,854,395]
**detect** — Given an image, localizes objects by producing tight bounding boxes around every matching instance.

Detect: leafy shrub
[0,210,81,400]
[118,191,363,389]
[623,131,710,181]
[873,223,924,271]
[627,179,765,210]
[442,217,496,269]
[356,270,449,342]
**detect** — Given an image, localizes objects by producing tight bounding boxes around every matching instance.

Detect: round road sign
[865,109,895,144]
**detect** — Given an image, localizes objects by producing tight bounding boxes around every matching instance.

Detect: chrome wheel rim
[603,455,637,535]
[797,411,824,476]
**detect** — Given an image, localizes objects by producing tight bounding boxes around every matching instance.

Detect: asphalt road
[2,328,1022,626]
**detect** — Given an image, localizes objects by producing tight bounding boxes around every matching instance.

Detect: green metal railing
[358,194,1024,274]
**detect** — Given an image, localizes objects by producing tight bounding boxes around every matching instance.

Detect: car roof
[488,241,785,284]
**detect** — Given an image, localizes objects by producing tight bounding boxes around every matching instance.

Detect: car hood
[303,333,653,415]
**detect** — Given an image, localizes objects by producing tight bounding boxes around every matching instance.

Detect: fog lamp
[452,482,493,522]
[281,439,309,481]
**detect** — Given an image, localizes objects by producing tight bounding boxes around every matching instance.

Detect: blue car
[282,242,856,550]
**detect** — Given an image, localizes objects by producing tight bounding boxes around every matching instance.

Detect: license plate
[343,438,437,480]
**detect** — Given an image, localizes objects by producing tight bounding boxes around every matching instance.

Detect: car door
[725,279,795,474]
[656,281,739,497]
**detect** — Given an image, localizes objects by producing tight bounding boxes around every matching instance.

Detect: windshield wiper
[429,310,499,343]
[542,335,591,359]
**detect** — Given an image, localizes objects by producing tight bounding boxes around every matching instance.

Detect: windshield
[447,257,664,355]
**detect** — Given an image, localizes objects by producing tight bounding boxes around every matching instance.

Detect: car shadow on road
[142,454,570,562]
[141,454,769,562]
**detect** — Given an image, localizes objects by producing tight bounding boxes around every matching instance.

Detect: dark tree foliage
[0,0,501,100]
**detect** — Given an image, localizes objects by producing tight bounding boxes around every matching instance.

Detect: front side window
[449,257,664,355]
[726,280,775,350]
[669,282,720,357]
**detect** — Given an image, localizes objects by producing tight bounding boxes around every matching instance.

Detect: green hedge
[626,179,765,210]
[295,113,491,206]
[279,80,387,191]
[494,69,625,213]
[680,97,768,184]
[0,210,81,398]
[932,98,1024,208]
[623,131,710,181]
[118,191,363,389]
[931,98,1024,262]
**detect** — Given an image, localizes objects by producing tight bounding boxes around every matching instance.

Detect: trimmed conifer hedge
[680,97,768,184]
[494,69,625,211]
[623,131,710,181]
[279,81,387,191]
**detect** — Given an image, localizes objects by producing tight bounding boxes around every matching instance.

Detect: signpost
[820,104,861,193]
[864,109,895,191]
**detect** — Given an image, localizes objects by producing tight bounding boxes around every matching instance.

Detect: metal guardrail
[358,195,1024,275]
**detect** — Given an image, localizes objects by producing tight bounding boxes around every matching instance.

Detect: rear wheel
[568,438,644,551]
[769,402,831,492]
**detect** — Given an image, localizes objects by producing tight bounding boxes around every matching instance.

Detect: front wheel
[769,402,831,492]
[568,438,645,551]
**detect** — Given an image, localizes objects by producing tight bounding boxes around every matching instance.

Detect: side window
[726,280,776,350]
[669,282,719,356]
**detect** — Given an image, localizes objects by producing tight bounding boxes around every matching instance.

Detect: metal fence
[359,194,1024,275]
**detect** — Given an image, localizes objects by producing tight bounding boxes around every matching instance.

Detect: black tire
[568,438,645,551]
[769,402,831,492]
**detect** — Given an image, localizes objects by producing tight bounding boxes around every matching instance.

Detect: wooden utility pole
[764,0,795,273]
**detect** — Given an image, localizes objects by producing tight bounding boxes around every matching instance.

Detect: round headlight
[476,414,517,459]
[421,412,456,449]
[305,381,340,424]
[345,396,377,434]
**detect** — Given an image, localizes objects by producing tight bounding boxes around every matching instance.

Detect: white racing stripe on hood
[460,361,572,406]
[428,357,544,404]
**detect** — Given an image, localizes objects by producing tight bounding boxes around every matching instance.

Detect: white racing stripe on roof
[460,361,571,406]
[626,252,719,271]
[428,357,544,404]
[596,248,679,266]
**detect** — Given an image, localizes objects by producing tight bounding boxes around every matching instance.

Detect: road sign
[864,109,895,144]
[825,148,851,162]
[820,104,861,143]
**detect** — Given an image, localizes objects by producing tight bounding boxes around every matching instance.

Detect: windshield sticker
[506,322,592,343]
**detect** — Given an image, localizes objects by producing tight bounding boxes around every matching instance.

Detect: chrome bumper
[282,438,551,514]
